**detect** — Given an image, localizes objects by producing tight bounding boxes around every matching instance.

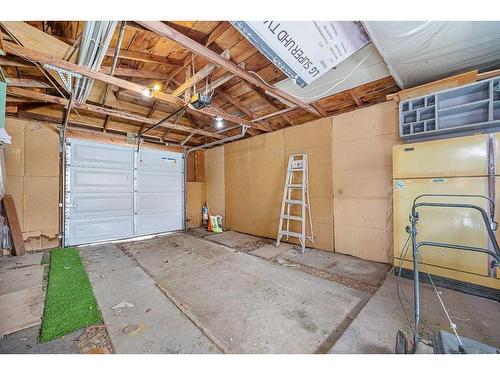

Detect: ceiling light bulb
[142,88,152,97]
[215,117,223,129]
[153,84,161,91]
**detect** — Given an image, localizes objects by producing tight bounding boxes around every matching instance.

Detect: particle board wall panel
[248,130,285,238]
[4,117,62,251]
[333,101,399,263]
[284,118,334,252]
[333,101,398,142]
[24,121,59,177]
[335,224,389,262]
[186,150,205,182]
[4,117,25,176]
[22,176,59,233]
[224,139,251,232]
[204,146,225,219]
[195,151,205,182]
[223,117,335,252]
[186,182,206,228]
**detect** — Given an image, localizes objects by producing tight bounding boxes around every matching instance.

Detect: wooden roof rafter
[135,21,314,112]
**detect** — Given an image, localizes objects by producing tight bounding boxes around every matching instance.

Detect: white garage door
[64,139,184,246]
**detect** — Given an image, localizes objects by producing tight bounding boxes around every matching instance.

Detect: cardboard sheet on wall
[232,21,369,87]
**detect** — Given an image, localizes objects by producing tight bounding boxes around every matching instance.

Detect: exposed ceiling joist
[0,31,5,56]
[5,77,52,88]
[3,40,185,107]
[194,105,271,132]
[104,48,184,66]
[0,56,32,68]
[218,91,254,119]
[99,66,170,80]
[14,110,182,145]
[350,89,363,107]
[204,21,230,47]
[136,21,311,111]
[7,86,224,139]
[240,80,294,126]
[172,50,229,97]
[173,62,216,97]
[311,102,327,117]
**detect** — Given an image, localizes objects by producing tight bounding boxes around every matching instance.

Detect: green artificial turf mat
[40,248,102,342]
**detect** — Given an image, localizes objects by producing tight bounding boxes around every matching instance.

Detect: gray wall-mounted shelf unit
[399,76,500,141]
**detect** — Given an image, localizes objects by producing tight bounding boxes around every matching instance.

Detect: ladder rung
[285,199,303,205]
[279,230,303,238]
[282,215,303,221]
[289,168,303,172]
[285,184,302,188]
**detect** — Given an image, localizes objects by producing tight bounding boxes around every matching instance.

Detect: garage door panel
[70,167,133,193]
[69,192,133,219]
[70,141,134,169]
[138,149,182,173]
[65,140,183,246]
[136,213,183,236]
[66,216,134,245]
[137,171,182,193]
[137,192,181,214]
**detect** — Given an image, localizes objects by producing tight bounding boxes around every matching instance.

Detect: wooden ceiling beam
[0,56,34,68]
[7,86,224,139]
[217,91,254,119]
[100,66,169,80]
[204,21,230,47]
[0,31,5,56]
[172,61,216,97]
[14,110,178,145]
[311,102,327,117]
[172,50,229,97]
[350,88,363,107]
[193,105,270,132]
[240,80,294,126]
[5,77,51,88]
[104,48,184,66]
[136,21,310,111]
[4,40,185,107]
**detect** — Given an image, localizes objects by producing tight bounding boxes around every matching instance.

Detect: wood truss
[0,21,399,147]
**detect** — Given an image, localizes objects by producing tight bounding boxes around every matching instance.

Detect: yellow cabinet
[393,177,489,275]
[393,134,488,179]
[393,133,500,290]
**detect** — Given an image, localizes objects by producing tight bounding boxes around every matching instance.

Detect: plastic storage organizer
[399,76,500,140]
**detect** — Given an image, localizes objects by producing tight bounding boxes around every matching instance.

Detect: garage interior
[0,19,499,356]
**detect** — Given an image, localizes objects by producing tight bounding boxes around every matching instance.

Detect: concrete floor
[198,229,390,292]
[0,325,82,354]
[330,274,500,353]
[80,243,220,354]
[2,229,498,354]
[118,233,369,353]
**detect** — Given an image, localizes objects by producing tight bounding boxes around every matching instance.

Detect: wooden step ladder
[276,154,314,253]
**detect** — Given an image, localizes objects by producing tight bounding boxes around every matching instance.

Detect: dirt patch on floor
[273,256,382,294]
[232,238,275,252]
[76,325,113,354]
